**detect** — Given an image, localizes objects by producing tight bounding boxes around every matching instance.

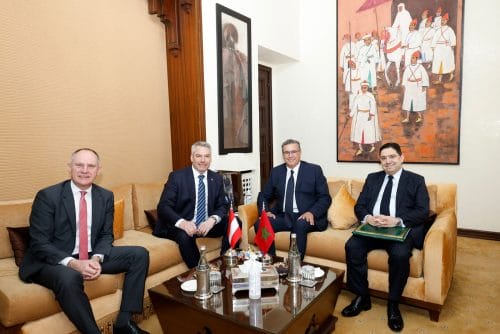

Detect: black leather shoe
[341,295,372,317]
[387,301,404,332]
[113,320,150,334]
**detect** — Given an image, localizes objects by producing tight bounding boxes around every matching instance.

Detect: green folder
[352,223,410,242]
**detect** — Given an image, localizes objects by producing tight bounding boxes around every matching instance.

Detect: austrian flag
[254,209,275,254]
[227,208,242,249]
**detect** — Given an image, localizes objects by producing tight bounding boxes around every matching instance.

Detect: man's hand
[68,258,102,280]
[266,211,276,219]
[178,220,198,237]
[298,211,315,225]
[367,215,400,227]
[197,217,216,236]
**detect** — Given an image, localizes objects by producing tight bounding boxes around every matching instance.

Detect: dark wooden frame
[336,0,464,164]
[216,4,252,154]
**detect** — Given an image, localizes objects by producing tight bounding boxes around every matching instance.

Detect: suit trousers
[32,246,149,334]
[345,234,414,301]
[254,213,319,260]
[168,221,229,269]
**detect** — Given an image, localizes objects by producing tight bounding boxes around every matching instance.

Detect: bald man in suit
[19,148,149,334]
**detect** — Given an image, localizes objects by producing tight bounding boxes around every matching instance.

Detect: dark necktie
[79,191,88,260]
[285,170,295,214]
[196,175,206,225]
[380,175,393,216]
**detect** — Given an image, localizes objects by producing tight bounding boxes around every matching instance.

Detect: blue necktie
[285,170,295,214]
[196,175,206,225]
[380,175,393,216]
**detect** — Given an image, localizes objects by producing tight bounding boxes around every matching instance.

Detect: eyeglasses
[283,150,300,156]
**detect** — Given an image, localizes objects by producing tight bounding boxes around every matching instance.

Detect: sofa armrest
[423,208,457,304]
[237,202,258,250]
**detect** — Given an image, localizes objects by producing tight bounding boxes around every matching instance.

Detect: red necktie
[79,191,88,260]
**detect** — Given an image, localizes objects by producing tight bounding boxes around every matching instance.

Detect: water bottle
[287,234,301,282]
[249,298,263,327]
[194,245,212,300]
[248,257,261,299]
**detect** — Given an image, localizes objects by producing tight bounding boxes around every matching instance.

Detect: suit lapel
[373,172,386,209]
[396,170,408,215]
[206,171,215,210]
[187,168,196,213]
[62,182,77,236]
[91,186,104,244]
[295,162,303,191]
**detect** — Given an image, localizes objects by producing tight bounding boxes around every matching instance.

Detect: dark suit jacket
[258,161,332,230]
[354,169,429,249]
[154,167,229,237]
[19,180,114,282]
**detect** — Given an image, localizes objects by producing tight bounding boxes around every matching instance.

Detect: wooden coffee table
[149,258,344,333]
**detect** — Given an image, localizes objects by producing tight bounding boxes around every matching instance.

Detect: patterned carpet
[140,236,500,333]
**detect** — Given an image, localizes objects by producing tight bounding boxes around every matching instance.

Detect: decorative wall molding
[146,0,206,169]
[148,0,193,56]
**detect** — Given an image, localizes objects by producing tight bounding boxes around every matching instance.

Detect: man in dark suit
[342,142,429,332]
[153,141,229,268]
[255,139,331,258]
[19,148,149,334]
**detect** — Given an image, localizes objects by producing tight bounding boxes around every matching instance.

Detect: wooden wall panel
[149,0,206,169]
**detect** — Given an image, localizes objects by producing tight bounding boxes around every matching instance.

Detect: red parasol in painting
[355,0,392,60]
[356,0,392,12]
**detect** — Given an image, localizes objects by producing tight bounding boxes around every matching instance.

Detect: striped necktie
[196,175,206,225]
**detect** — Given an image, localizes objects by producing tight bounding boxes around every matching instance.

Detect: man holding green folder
[341,142,429,332]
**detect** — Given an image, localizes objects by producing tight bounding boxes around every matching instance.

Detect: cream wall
[203,0,499,232]
[0,0,171,200]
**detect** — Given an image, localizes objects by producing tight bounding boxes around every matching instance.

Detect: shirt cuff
[174,218,185,228]
[92,254,104,263]
[60,257,74,266]
[210,215,221,224]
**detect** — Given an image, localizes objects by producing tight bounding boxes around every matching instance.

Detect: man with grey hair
[20,148,150,334]
[154,141,230,268]
[255,139,331,258]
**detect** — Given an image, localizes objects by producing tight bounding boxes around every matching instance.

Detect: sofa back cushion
[0,200,33,259]
[132,182,164,230]
[111,184,134,231]
[6,226,30,266]
[328,184,358,229]
[113,199,125,239]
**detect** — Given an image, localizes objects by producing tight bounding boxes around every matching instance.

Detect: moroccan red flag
[254,209,275,254]
[227,208,242,249]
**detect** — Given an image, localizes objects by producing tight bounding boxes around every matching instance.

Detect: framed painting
[336,0,464,164]
[216,4,252,154]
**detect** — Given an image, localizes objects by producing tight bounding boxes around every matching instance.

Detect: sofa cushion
[327,179,348,198]
[349,179,365,200]
[132,183,164,230]
[0,200,32,259]
[328,184,358,230]
[6,226,30,266]
[114,230,183,275]
[113,199,125,240]
[111,184,134,231]
[0,272,117,327]
[144,209,158,229]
